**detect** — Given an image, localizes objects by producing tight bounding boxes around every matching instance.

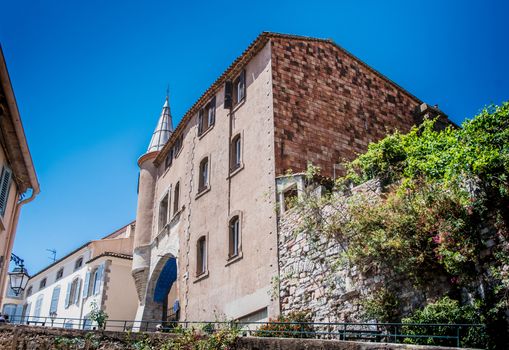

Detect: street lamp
[8,253,30,296]
[49,311,57,327]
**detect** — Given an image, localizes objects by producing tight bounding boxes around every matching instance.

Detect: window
[22,302,31,322]
[198,157,209,193]
[197,236,207,276]
[75,257,83,271]
[229,216,240,258]
[198,97,216,135]
[0,166,12,216]
[233,71,246,106]
[230,134,242,172]
[39,278,47,290]
[56,268,64,280]
[174,134,183,155]
[34,295,43,321]
[49,286,60,314]
[283,185,298,212]
[173,182,180,215]
[91,265,104,296]
[165,147,174,169]
[66,278,81,308]
[26,286,33,297]
[158,192,169,231]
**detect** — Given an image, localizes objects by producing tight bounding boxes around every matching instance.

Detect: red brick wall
[270,37,422,178]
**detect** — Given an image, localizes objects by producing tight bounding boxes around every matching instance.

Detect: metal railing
[5,315,485,348]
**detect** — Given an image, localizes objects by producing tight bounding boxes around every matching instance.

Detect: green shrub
[361,288,400,322]
[401,297,488,348]
[255,311,315,338]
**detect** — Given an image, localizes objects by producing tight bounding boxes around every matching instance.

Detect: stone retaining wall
[278,180,451,323]
[0,324,466,350]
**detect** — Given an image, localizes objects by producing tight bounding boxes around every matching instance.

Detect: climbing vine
[287,102,509,349]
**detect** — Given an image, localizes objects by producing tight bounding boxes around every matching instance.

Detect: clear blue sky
[1,0,507,274]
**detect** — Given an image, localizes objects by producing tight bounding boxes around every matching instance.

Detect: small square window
[56,268,64,280]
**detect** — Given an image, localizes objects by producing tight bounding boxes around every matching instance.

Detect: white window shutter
[65,282,71,308]
[95,264,104,295]
[83,271,90,298]
[74,279,81,305]
[0,166,12,216]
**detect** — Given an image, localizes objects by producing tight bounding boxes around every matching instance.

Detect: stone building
[0,46,39,308]
[11,222,138,330]
[132,32,442,323]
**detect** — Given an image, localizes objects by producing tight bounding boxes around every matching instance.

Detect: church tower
[132,96,173,319]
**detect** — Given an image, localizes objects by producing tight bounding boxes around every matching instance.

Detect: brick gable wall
[270,37,422,178]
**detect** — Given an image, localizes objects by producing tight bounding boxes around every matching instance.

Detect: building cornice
[0,45,39,195]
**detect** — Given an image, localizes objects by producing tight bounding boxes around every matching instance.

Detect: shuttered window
[0,166,12,216]
[197,97,216,136]
[92,264,104,295]
[83,271,91,298]
[49,286,60,313]
[34,296,43,320]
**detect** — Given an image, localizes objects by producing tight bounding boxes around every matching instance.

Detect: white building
[16,222,138,330]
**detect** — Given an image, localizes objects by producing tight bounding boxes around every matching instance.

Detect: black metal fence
[6,315,484,348]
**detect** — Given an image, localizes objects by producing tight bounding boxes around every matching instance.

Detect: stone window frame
[26,285,33,297]
[232,70,246,108]
[197,96,216,138]
[74,257,83,271]
[195,234,209,281]
[56,267,64,281]
[172,180,181,218]
[196,155,211,198]
[157,185,172,234]
[39,277,47,290]
[228,131,244,178]
[226,210,243,266]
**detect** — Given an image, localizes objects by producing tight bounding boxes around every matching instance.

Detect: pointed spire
[147,94,173,153]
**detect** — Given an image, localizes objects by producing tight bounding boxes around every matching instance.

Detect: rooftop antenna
[46,249,56,263]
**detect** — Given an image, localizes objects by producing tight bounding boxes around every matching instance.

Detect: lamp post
[8,253,30,296]
[50,311,57,327]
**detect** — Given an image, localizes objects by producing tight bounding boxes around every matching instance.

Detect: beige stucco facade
[0,47,39,308]
[133,41,279,323]
[6,222,138,330]
[132,32,434,324]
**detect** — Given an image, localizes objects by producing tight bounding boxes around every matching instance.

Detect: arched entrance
[144,254,178,322]
[153,257,177,321]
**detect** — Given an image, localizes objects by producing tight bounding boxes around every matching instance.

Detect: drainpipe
[0,186,39,306]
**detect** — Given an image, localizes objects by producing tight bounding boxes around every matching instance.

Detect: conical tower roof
[147,96,173,153]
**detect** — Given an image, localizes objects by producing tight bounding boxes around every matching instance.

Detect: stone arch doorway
[145,254,178,322]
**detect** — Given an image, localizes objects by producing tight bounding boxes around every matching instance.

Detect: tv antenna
[46,249,57,263]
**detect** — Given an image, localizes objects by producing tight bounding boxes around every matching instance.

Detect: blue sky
[1,0,507,274]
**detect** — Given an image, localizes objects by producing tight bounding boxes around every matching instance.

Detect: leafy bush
[401,297,488,348]
[361,288,400,322]
[255,311,315,338]
[89,301,109,330]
